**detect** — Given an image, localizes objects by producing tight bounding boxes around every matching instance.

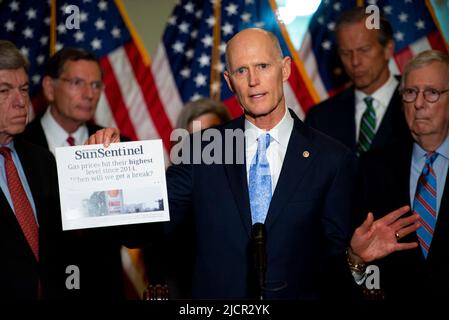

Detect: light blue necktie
[249,133,272,224]
[413,152,438,258]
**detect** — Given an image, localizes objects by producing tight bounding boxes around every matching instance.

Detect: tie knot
[67,135,75,146]
[425,152,438,165]
[0,146,12,159]
[258,133,271,151]
[364,96,374,109]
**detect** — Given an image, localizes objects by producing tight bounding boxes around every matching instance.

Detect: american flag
[151,0,319,122]
[0,0,152,298]
[299,0,448,102]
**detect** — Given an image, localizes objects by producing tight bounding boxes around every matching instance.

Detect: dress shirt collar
[413,134,449,162]
[355,73,398,107]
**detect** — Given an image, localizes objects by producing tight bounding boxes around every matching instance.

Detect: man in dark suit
[349,50,449,299]
[19,47,127,300]
[0,40,69,299]
[305,7,410,155]
[167,28,355,299]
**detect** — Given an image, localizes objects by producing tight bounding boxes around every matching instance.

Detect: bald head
[225,28,283,71]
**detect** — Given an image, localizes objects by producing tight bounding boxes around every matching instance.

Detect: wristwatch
[346,249,367,274]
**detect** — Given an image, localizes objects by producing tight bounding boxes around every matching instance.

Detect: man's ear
[42,76,55,102]
[384,39,395,61]
[282,56,291,82]
[223,70,234,93]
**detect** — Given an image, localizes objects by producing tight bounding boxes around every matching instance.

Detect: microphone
[252,223,266,300]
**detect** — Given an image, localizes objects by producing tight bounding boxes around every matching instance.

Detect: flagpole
[210,0,222,101]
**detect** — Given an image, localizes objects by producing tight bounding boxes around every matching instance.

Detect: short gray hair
[176,98,231,130]
[0,40,29,72]
[400,50,449,89]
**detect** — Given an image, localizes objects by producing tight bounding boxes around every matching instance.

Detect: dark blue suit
[305,83,410,153]
[165,110,355,299]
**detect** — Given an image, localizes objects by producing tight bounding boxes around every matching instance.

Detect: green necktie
[357,96,376,156]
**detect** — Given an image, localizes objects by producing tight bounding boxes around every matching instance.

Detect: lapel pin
[302,151,310,158]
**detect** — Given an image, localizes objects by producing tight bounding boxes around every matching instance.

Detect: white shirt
[40,107,89,155]
[354,74,399,141]
[245,107,294,193]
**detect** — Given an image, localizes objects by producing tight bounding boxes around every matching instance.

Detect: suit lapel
[338,89,357,151]
[265,114,315,230]
[223,116,252,238]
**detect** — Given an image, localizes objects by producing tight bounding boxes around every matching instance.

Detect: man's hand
[349,205,420,264]
[86,128,121,147]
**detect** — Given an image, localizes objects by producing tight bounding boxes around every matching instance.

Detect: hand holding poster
[55,140,170,230]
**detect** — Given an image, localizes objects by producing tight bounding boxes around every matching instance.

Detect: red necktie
[67,135,75,146]
[0,147,39,261]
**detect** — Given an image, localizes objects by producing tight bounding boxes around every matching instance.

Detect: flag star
[172,41,185,53]
[191,29,198,39]
[37,54,45,65]
[74,31,85,42]
[398,12,408,23]
[367,0,377,4]
[20,47,29,58]
[195,10,203,19]
[185,48,194,60]
[168,15,177,26]
[219,42,226,55]
[327,22,335,31]
[194,73,207,87]
[9,0,19,11]
[111,27,121,38]
[383,5,392,15]
[26,8,37,20]
[80,11,88,22]
[201,34,213,47]
[324,0,330,4]
[91,38,102,50]
[415,20,425,30]
[198,54,211,67]
[178,21,189,34]
[60,3,68,13]
[22,27,34,39]
[225,3,238,15]
[255,21,265,28]
[98,0,108,11]
[44,17,51,25]
[4,20,15,31]
[322,40,332,50]
[95,18,106,30]
[333,2,341,11]
[190,93,203,101]
[57,23,67,34]
[56,42,63,51]
[210,0,216,5]
[184,1,194,13]
[394,31,404,41]
[245,0,254,4]
[317,16,324,24]
[222,22,234,36]
[241,12,251,23]
[206,15,215,27]
[180,68,191,78]
[40,36,48,46]
[32,75,41,85]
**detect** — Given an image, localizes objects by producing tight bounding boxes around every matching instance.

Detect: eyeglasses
[400,87,449,103]
[58,77,103,91]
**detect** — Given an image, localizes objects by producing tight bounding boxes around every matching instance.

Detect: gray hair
[224,28,283,71]
[176,98,231,130]
[0,40,29,72]
[400,50,449,89]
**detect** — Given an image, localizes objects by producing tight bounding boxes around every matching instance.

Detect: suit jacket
[356,142,449,300]
[165,110,356,299]
[0,138,68,299]
[305,82,411,153]
[19,117,126,300]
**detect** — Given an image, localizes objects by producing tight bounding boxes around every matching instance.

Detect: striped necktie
[413,152,438,258]
[357,96,376,156]
[249,133,272,224]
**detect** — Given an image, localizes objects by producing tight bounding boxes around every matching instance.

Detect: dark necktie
[357,96,376,156]
[413,152,438,258]
[0,147,39,261]
[67,135,75,146]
